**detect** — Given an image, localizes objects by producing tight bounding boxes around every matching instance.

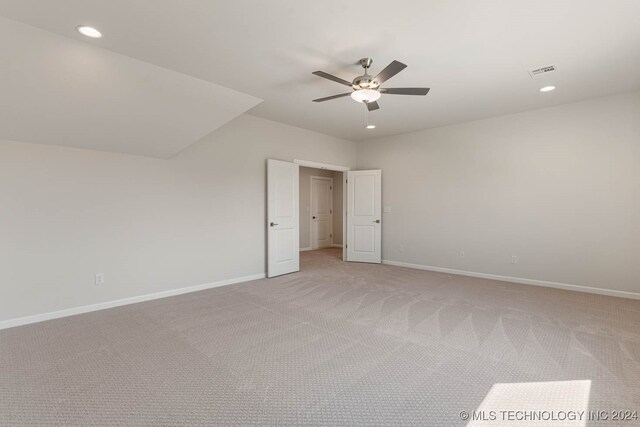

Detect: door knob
[270,222,278,227]
[373,219,381,223]
[312,216,317,219]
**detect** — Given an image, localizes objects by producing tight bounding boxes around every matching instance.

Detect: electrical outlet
[384,206,392,213]
[95,273,105,285]
[511,256,518,264]
[459,251,465,258]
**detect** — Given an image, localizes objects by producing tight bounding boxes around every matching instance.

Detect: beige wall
[2,90,639,324]
[299,167,343,249]
[357,91,640,294]
[0,114,356,322]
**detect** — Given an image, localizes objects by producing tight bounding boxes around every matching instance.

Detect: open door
[267,159,299,277]
[311,176,333,249]
[346,170,381,263]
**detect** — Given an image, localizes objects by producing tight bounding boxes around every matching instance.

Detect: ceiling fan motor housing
[353,75,378,89]
[353,58,378,89]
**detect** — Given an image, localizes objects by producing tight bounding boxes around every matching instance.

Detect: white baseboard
[0,273,266,330]
[300,247,312,252]
[382,260,640,300]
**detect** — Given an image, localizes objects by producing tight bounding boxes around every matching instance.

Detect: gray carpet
[1,248,639,426]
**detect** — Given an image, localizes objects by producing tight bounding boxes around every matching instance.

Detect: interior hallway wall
[332,172,344,246]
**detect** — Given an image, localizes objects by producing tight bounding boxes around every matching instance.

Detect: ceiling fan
[312,58,430,112]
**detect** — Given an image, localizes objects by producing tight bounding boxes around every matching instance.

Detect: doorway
[299,166,343,252]
[266,159,381,278]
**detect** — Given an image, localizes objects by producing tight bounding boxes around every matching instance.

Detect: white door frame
[293,159,350,172]
[310,176,333,249]
[294,159,349,261]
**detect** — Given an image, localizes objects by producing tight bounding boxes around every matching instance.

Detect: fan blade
[312,92,352,102]
[312,71,353,87]
[372,60,407,85]
[366,101,380,111]
[381,87,430,95]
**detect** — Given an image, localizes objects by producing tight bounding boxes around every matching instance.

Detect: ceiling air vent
[528,65,556,78]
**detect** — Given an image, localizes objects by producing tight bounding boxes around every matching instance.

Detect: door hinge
[330,186,332,190]
[330,234,332,238]
[330,210,332,214]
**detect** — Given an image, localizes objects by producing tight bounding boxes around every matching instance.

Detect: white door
[311,176,333,249]
[267,159,299,277]
[346,170,381,263]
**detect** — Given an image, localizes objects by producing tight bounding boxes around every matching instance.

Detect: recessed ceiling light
[76,25,102,39]
[365,124,376,129]
[540,86,556,92]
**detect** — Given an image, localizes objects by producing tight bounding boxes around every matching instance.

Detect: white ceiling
[0,0,639,144]
[0,16,260,158]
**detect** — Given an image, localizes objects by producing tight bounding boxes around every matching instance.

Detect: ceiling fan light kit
[351,89,381,103]
[312,58,430,127]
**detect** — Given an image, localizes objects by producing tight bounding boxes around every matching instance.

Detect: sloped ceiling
[0,16,261,158]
